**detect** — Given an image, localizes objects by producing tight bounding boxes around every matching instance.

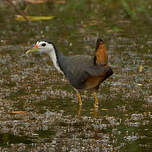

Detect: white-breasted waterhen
[26,38,113,108]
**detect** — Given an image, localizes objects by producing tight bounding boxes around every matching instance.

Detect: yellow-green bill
[26,47,38,54]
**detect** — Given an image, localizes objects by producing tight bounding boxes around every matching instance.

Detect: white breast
[48,51,63,74]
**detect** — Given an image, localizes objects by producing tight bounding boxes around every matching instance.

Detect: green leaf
[15,15,55,21]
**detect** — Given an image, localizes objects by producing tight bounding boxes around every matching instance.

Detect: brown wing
[61,55,109,89]
[84,66,113,90]
[84,74,106,89]
[60,38,113,90]
[94,38,108,65]
[84,38,113,90]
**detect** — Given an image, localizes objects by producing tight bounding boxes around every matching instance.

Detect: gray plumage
[26,39,113,108]
[55,49,112,89]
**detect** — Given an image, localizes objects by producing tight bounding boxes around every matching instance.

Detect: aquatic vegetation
[0,0,152,151]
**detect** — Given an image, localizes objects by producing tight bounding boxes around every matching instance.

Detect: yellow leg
[78,105,82,116]
[94,108,98,118]
[93,92,98,108]
[77,92,82,106]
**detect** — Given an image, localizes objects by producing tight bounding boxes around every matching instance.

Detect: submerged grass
[0,0,152,151]
[0,133,33,146]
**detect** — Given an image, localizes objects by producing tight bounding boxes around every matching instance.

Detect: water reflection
[78,105,82,117]
[0,0,152,151]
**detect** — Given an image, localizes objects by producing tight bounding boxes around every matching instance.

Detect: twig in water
[5,0,30,22]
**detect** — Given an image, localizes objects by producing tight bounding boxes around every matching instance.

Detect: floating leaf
[15,15,55,21]
[24,0,48,4]
[101,108,108,111]
[10,111,27,114]
[137,83,143,86]
[139,65,143,72]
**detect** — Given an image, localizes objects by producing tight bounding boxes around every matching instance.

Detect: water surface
[0,0,152,151]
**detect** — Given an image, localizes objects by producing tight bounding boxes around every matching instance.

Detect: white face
[36,41,54,54]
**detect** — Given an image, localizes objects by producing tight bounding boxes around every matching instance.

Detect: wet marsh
[0,0,152,151]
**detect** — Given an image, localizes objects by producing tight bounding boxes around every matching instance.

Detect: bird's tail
[94,38,108,65]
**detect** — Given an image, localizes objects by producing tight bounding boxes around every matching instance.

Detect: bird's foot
[78,105,82,116]
[94,103,99,109]
[94,106,98,117]
[77,92,82,106]
[93,92,99,108]
[79,103,82,106]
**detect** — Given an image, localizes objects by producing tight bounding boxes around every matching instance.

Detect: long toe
[94,103,99,108]
[77,92,82,105]
[93,92,99,108]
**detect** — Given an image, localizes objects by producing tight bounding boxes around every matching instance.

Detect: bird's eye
[41,43,46,47]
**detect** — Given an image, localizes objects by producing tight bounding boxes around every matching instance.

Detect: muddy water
[0,0,152,151]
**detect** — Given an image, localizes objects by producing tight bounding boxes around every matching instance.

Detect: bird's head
[26,40,55,55]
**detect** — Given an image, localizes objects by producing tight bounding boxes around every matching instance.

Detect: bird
[26,38,113,108]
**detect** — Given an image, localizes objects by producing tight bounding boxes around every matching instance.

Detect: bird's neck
[47,48,64,74]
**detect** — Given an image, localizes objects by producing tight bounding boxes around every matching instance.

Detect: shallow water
[0,0,152,151]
